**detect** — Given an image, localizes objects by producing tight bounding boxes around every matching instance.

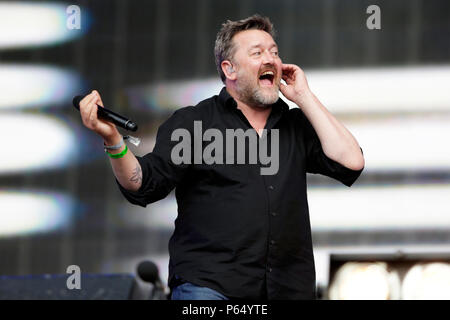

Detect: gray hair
[214,14,276,83]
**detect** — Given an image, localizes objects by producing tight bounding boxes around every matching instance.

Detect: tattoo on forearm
[130,164,142,184]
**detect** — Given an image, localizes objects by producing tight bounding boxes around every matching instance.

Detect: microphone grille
[72,95,84,110]
[137,261,159,283]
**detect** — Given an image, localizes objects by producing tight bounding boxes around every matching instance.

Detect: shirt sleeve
[295,109,364,187]
[116,107,194,207]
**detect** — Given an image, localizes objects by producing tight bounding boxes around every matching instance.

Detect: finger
[87,96,99,124]
[282,73,295,85]
[92,90,104,107]
[80,93,97,119]
[281,68,294,79]
[281,64,297,73]
[81,92,99,108]
[96,95,104,108]
[282,64,300,80]
[279,83,291,96]
[282,63,300,70]
[80,93,95,110]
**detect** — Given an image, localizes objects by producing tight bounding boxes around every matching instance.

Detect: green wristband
[106,144,128,159]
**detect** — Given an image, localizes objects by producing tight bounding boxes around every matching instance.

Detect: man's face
[229,29,282,108]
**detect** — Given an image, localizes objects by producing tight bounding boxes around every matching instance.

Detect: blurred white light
[303,65,450,113]
[123,184,450,232]
[328,262,401,300]
[0,114,77,174]
[0,190,75,237]
[0,64,83,109]
[309,184,450,231]
[402,263,450,300]
[346,115,450,171]
[0,2,86,49]
[119,195,177,230]
[127,78,223,112]
[126,66,450,113]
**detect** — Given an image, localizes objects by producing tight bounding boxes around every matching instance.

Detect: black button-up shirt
[117,87,363,300]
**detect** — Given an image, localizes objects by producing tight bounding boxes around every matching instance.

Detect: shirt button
[268,185,274,190]
[271,212,277,217]
[268,267,273,272]
[270,239,276,246]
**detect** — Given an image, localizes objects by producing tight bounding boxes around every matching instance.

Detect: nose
[262,50,275,65]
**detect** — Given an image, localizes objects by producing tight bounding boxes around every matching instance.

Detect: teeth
[261,71,274,76]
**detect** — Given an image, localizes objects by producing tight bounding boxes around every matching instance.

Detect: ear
[221,60,237,81]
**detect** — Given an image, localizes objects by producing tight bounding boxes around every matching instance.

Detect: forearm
[295,90,364,170]
[104,133,143,192]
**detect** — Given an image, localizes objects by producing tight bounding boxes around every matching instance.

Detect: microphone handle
[97,106,138,132]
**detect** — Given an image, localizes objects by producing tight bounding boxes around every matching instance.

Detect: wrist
[105,144,128,159]
[103,131,122,146]
[294,88,314,108]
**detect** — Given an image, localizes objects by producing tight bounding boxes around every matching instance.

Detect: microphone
[137,260,162,286]
[72,95,138,132]
[136,260,167,300]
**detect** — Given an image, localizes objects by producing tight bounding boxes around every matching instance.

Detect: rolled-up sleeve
[296,109,364,187]
[116,107,194,207]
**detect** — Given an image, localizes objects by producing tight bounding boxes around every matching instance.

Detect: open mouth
[259,71,275,86]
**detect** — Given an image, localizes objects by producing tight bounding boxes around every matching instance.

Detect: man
[79,15,364,300]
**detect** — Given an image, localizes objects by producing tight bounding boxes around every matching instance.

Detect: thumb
[279,83,288,93]
[92,90,104,107]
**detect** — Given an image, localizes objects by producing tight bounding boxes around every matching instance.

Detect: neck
[225,85,272,132]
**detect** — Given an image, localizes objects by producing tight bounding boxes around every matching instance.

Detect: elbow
[119,180,142,193]
[127,182,142,192]
[126,185,142,193]
[351,156,365,171]
[347,150,365,171]
[338,148,365,171]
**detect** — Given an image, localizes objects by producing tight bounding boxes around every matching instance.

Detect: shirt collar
[218,86,237,109]
[218,86,289,114]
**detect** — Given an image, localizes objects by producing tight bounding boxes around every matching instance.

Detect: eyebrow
[248,43,278,50]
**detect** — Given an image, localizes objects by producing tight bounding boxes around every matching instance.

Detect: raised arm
[280,64,365,171]
[79,90,142,191]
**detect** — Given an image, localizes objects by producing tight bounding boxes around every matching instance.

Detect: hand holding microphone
[73,90,138,145]
[75,90,142,192]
